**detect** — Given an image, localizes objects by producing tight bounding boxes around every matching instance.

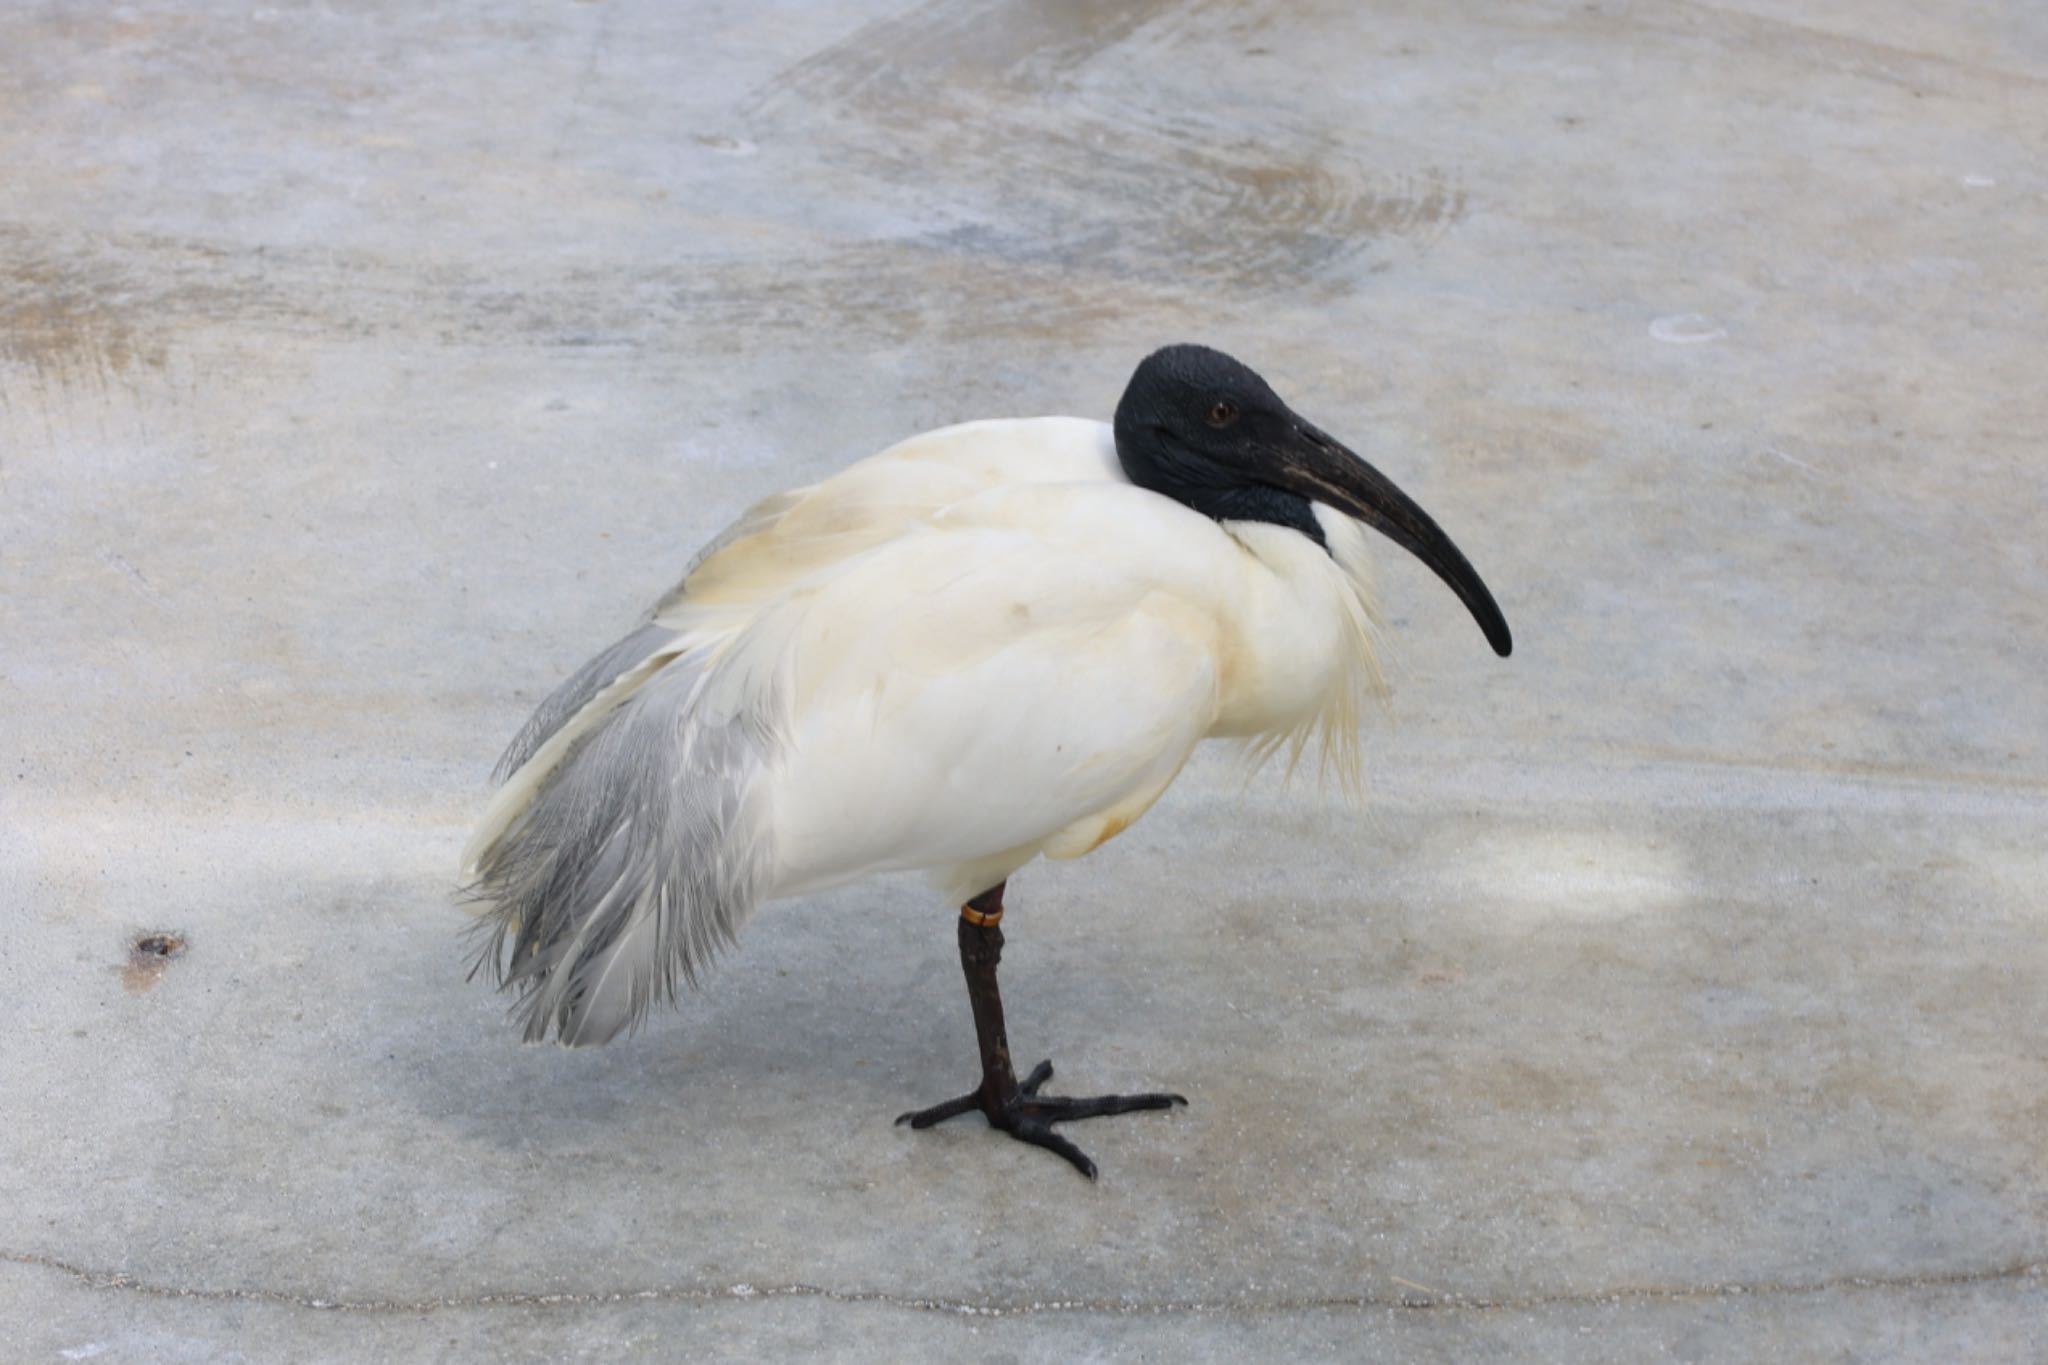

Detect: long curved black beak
[1272,419,1513,657]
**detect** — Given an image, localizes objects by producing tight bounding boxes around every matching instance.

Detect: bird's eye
[1205,400,1239,428]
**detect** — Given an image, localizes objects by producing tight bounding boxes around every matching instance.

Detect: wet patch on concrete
[0,0,1460,383]
[744,0,1465,294]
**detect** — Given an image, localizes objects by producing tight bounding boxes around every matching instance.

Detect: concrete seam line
[2,1248,2042,1319]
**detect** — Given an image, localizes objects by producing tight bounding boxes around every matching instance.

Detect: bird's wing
[755,481,1232,901]
[651,417,1119,624]
[464,418,1120,879]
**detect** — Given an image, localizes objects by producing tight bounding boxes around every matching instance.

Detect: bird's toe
[1019,1059,1055,1096]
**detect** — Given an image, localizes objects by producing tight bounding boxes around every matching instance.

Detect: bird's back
[659,417,1123,618]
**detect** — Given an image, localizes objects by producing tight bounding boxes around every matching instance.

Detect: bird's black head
[1113,343,1513,658]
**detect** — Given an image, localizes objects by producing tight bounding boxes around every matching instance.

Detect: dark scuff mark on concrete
[121,931,188,993]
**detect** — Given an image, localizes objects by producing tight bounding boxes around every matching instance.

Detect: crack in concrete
[4,1248,2041,1320]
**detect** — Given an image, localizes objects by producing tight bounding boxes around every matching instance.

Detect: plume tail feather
[467,648,779,1045]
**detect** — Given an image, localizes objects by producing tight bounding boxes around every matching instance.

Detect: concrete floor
[4,0,2045,1359]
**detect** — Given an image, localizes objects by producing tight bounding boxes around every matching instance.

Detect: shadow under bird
[464,343,1512,1178]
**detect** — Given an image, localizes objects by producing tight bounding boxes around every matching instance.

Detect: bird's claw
[895,1058,1187,1179]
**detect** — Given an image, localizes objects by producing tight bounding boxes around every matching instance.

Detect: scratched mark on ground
[0,239,169,390]
[0,226,318,419]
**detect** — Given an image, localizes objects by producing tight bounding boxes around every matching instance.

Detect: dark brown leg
[895,881,1187,1179]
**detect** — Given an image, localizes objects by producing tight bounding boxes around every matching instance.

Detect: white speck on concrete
[1649,313,1727,344]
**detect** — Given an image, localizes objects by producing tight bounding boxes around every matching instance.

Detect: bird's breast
[1204,513,1382,750]
[922,483,1381,748]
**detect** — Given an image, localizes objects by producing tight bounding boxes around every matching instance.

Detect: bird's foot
[894,1059,1187,1179]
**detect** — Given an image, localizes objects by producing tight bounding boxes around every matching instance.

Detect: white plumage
[462,345,1509,1179]
[463,415,1383,1040]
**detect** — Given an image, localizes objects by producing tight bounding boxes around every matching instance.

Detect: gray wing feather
[469,648,779,1045]
[492,488,806,784]
[493,623,682,784]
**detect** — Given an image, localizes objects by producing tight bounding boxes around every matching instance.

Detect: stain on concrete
[0,239,168,389]
[120,931,187,994]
